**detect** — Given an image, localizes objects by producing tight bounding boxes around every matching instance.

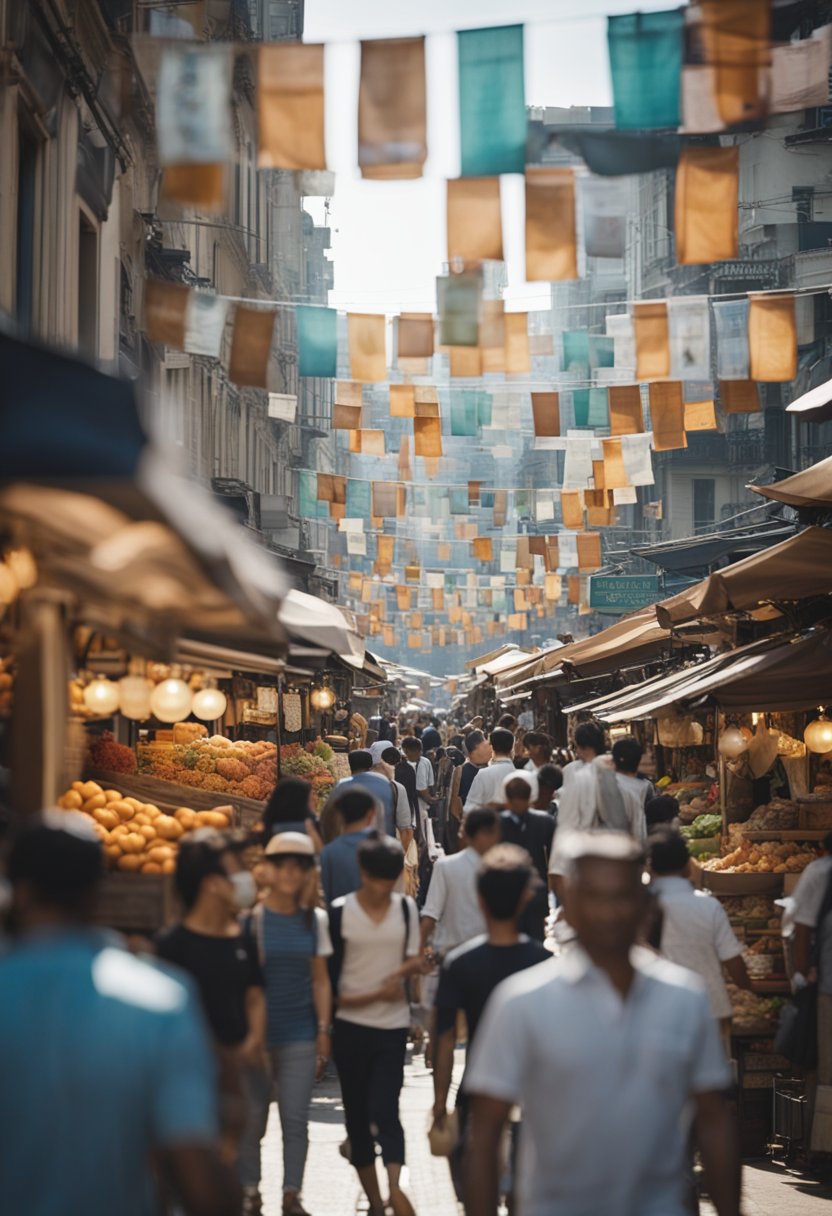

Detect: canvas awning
[655,527,832,628]
[784,373,832,424]
[279,590,363,664]
[748,456,832,509]
[631,522,793,573]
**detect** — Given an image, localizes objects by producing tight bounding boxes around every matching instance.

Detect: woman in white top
[328,835,424,1216]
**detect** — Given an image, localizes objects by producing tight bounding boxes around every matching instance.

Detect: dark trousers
[333,1019,408,1168]
[519,889,549,942]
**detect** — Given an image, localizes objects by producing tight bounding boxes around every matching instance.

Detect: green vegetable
[680,813,722,840]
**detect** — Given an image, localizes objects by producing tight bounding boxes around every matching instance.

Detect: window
[693,478,715,535]
[16,128,38,333]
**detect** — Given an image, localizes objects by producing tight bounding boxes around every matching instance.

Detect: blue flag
[297,305,337,377]
[458,25,526,177]
[608,10,684,130]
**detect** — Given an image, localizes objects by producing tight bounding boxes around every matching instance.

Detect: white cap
[370,740,396,764]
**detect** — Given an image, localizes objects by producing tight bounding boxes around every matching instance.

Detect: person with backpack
[238,832,333,1216]
[329,835,424,1216]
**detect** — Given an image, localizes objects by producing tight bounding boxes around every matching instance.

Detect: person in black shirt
[498,771,555,942]
[459,730,492,807]
[432,844,550,1199]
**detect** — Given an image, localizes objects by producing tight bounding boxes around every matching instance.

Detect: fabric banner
[609,385,643,435]
[699,0,771,127]
[389,385,416,418]
[348,313,387,382]
[562,330,590,373]
[505,313,530,374]
[144,279,188,349]
[589,335,615,370]
[675,146,739,265]
[563,437,594,490]
[477,390,493,426]
[649,382,687,451]
[588,388,609,428]
[680,65,725,134]
[771,26,832,113]
[613,486,638,505]
[157,45,232,166]
[607,9,685,130]
[545,574,562,601]
[580,175,628,258]
[317,473,346,504]
[447,177,503,263]
[268,393,297,422]
[493,490,508,527]
[576,531,602,572]
[601,438,631,489]
[299,469,326,518]
[713,298,749,381]
[438,270,482,347]
[526,167,578,282]
[228,307,276,388]
[572,390,590,428]
[480,299,506,373]
[684,399,718,431]
[451,392,479,436]
[607,312,636,372]
[633,302,670,381]
[531,392,560,438]
[748,294,797,382]
[668,297,711,382]
[372,481,399,517]
[258,44,325,170]
[449,346,482,376]
[720,380,761,414]
[185,291,229,357]
[346,479,371,517]
[397,313,434,358]
[333,404,361,430]
[297,306,337,377]
[559,129,681,177]
[621,433,655,486]
[472,537,493,561]
[335,381,363,407]
[414,416,443,457]
[358,429,386,455]
[458,25,526,177]
[358,37,427,179]
[468,480,483,504]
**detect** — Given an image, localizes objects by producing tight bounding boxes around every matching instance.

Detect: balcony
[657,433,729,468]
[785,106,832,145]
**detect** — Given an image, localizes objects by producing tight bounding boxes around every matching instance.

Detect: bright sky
[304,0,676,313]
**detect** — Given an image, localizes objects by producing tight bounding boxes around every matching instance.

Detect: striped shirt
[260,907,332,1046]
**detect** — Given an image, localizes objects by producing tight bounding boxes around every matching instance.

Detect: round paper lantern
[118,675,154,721]
[310,684,336,711]
[805,713,832,755]
[150,678,193,723]
[717,726,748,759]
[191,687,228,721]
[83,677,121,716]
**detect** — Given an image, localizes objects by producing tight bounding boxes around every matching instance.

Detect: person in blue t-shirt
[0,812,235,1216]
[239,831,333,1216]
[320,789,378,903]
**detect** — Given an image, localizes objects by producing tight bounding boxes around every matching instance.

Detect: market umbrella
[748,455,832,509]
[784,374,832,424]
[655,526,832,628]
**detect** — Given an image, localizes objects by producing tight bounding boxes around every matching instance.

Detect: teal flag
[458,25,526,177]
[449,488,469,515]
[588,388,609,428]
[562,331,590,372]
[477,391,493,427]
[589,336,615,369]
[451,391,480,436]
[298,469,327,518]
[481,490,495,508]
[297,305,337,377]
[608,10,684,131]
[573,390,590,428]
[438,273,481,347]
[346,478,371,517]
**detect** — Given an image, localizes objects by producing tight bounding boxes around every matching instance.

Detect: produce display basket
[703,872,784,896]
[94,874,177,933]
[86,769,265,831]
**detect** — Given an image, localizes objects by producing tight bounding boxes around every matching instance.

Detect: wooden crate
[94,873,178,933]
[703,872,783,896]
[797,797,832,831]
[86,769,266,830]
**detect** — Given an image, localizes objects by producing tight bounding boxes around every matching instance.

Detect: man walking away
[535,764,563,817]
[420,809,502,959]
[329,836,424,1216]
[432,845,550,1200]
[464,832,740,1216]
[340,750,394,836]
[497,772,554,942]
[463,729,516,814]
[648,827,751,1043]
[452,730,492,812]
[523,732,553,772]
[402,736,438,850]
[0,813,238,1216]
[377,745,416,855]
[320,790,378,903]
[548,721,606,901]
[609,735,651,842]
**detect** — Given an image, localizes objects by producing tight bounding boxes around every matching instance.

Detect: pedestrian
[338,750,395,836]
[497,771,554,942]
[329,835,424,1216]
[319,789,378,904]
[401,736,437,848]
[535,763,563,816]
[420,720,442,755]
[463,729,516,814]
[646,792,681,830]
[523,731,553,772]
[0,812,238,1216]
[156,830,264,1160]
[608,735,652,841]
[432,844,550,1200]
[496,713,517,732]
[790,829,832,1151]
[464,832,739,1216]
[548,721,606,901]
[373,743,416,854]
[420,808,502,958]
[239,832,332,1216]
[647,827,751,1043]
[455,730,493,810]
[262,777,324,853]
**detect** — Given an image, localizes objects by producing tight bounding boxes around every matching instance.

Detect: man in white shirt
[464,832,739,1216]
[420,810,501,957]
[609,735,652,844]
[648,827,751,1033]
[463,729,516,814]
[523,732,553,773]
[548,721,606,898]
[402,735,436,842]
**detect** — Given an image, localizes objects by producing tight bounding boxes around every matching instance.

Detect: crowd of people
[1,705,831,1216]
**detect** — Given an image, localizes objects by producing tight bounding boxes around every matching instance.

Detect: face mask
[230,871,257,909]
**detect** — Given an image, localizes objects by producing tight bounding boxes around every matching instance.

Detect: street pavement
[259,1048,832,1215]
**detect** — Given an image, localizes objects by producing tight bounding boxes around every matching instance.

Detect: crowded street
[4,0,832,1214]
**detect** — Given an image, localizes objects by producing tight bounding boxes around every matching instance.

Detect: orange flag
[577,532,602,572]
[748,294,797,382]
[144,280,188,348]
[479,299,506,374]
[601,438,630,490]
[720,381,761,414]
[699,0,771,126]
[258,44,326,170]
[525,168,578,281]
[649,382,687,450]
[505,313,531,374]
[449,346,482,377]
[684,399,718,431]
[413,417,442,457]
[390,385,416,418]
[532,392,560,437]
[358,430,386,456]
[560,491,585,530]
[633,303,670,381]
[675,146,739,265]
[348,313,386,382]
[447,177,503,263]
[609,385,644,435]
[228,307,276,388]
[397,313,434,358]
[472,537,493,561]
[359,37,427,179]
[333,404,362,430]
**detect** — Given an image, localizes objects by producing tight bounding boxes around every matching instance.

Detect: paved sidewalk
[703,1160,832,1216]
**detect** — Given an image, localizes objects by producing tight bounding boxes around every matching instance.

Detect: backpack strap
[400,894,411,963]
[328,900,346,997]
[243,904,266,970]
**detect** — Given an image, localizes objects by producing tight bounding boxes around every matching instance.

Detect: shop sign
[589,575,660,614]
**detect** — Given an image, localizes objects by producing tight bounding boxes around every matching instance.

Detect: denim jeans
[239,1041,317,1194]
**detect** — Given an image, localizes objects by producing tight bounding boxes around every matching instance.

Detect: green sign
[589,575,660,614]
